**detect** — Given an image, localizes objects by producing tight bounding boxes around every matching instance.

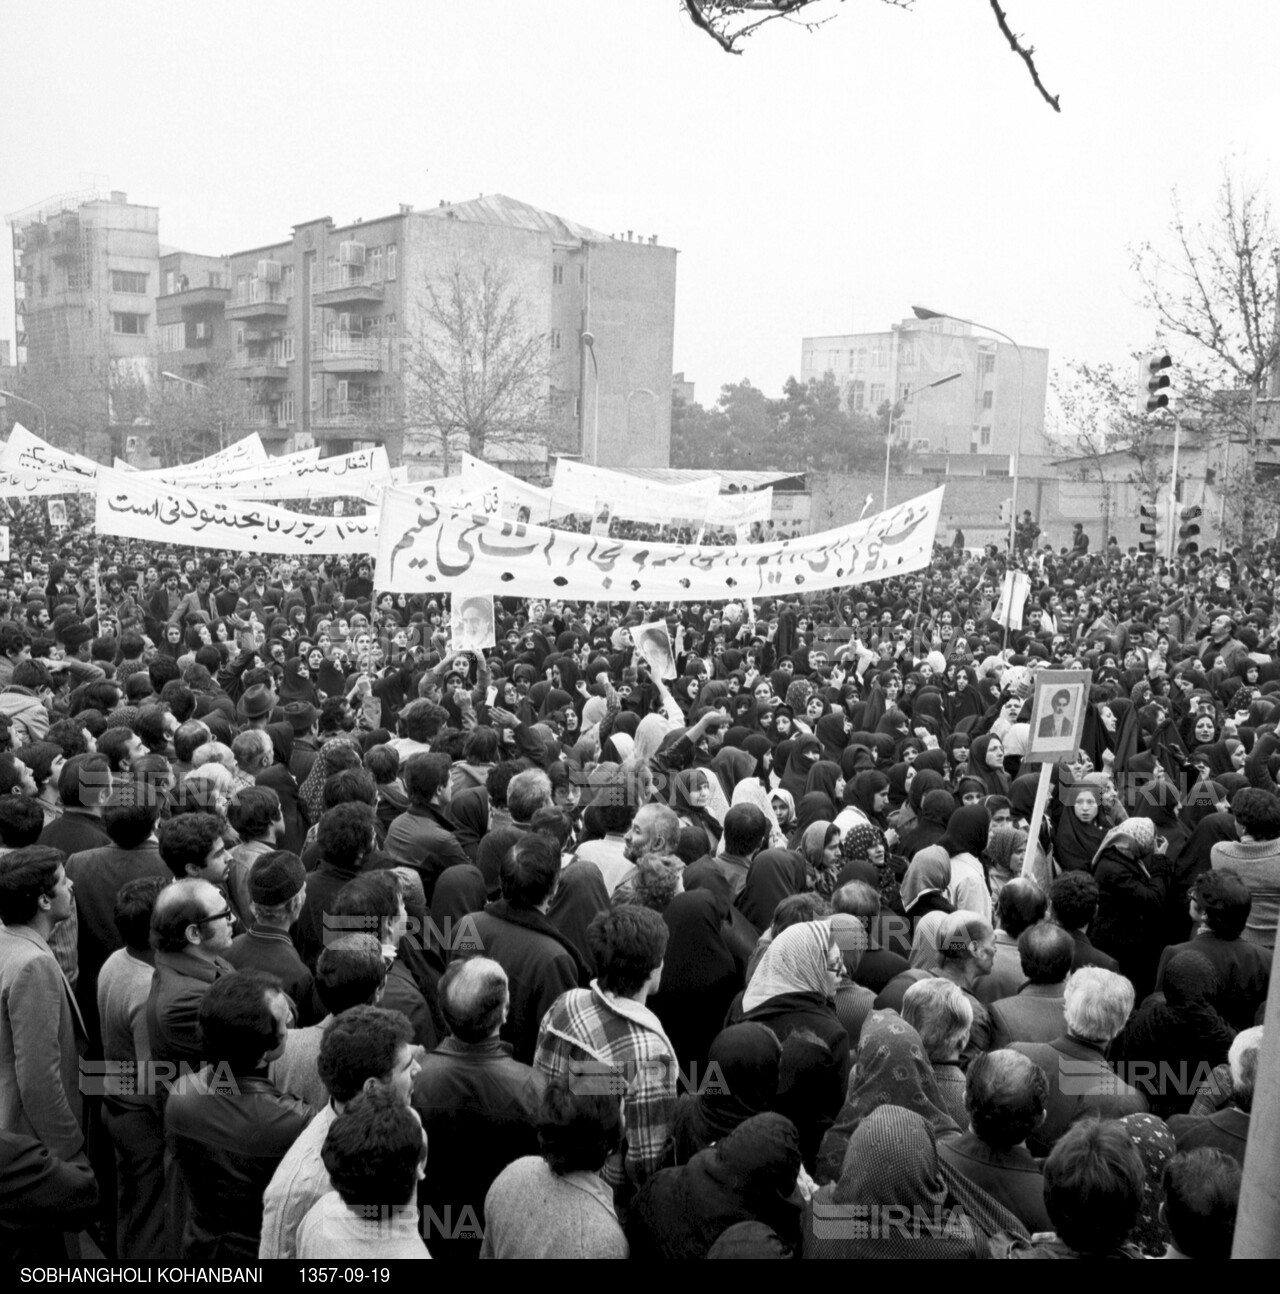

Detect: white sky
[4,0,1280,407]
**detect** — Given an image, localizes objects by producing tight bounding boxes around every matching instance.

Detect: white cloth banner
[94,467,377,554]
[375,485,944,600]
[194,448,390,500]
[458,453,553,522]
[708,488,773,527]
[993,569,1032,630]
[134,444,316,486]
[397,476,505,517]
[154,434,268,478]
[0,424,101,493]
[550,458,721,524]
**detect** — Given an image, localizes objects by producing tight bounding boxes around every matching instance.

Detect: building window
[209,271,223,288]
[979,351,995,376]
[309,261,319,293]
[848,380,865,412]
[111,312,147,335]
[898,342,915,367]
[899,384,911,402]
[579,264,585,284]
[982,390,993,409]
[235,328,245,351]
[852,348,867,373]
[159,322,183,352]
[551,330,562,351]
[574,395,581,419]
[980,426,992,446]
[871,348,887,368]
[282,330,295,361]
[194,320,211,342]
[279,394,295,425]
[869,383,885,407]
[111,270,148,294]
[368,247,383,281]
[283,266,295,297]
[386,245,397,279]
[553,264,564,285]
[165,270,176,295]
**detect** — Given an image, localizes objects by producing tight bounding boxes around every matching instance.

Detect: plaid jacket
[534,981,678,1191]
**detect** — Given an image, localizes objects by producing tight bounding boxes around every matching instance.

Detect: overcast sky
[4,0,1279,410]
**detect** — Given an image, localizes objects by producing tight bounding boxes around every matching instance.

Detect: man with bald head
[411,958,543,1259]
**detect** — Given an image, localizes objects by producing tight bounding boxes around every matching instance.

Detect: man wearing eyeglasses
[145,879,238,1076]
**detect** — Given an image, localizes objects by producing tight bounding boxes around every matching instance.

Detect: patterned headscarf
[742,920,833,1013]
[840,823,885,863]
[1091,815,1156,867]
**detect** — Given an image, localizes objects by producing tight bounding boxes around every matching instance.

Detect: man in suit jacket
[66,802,168,1045]
[1155,870,1272,1031]
[1049,872,1120,973]
[0,846,87,1162]
[989,922,1072,1050]
[383,753,469,905]
[1010,966,1147,1156]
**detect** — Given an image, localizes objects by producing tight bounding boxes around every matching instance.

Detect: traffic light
[999,498,1013,525]
[1139,503,1158,555]
[1143,351,1173,414]
[1177,504,1202,557]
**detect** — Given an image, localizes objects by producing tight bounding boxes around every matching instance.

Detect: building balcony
[231,353,290,380]
[314,335,384,373]
[159,346,222,373]
[313,274,386,307]
[225,289,289,321]
[158,285,229,313]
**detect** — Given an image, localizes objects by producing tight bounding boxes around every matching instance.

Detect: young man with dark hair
[0,846,86,1170]
[293,802,378,970]
[1049,871,1119,972]
[66,800,167,1044]
[261,1002,418,1260]
[225,786,284,930]
[988,921,1073,1049]
[39,752,112,857]
[383,752,468,902]
[713,802,769,898]
[411,958,542,1260]
[1155,868,1271,1030]
[329,872,436,1050]
[299,1087,428,1259]
[468,833,584,1064]
[534,905,674,1198]
[157,812,228,886]
[165,970,310,1262]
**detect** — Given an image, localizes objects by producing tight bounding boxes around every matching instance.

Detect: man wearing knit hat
[224,850,321,1024]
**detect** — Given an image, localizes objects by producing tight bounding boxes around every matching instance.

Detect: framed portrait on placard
[1026,669,1092,762]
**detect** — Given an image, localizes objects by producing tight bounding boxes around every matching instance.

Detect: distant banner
[197,448,391,500]
[550,458,721,524]
[134,443,315,486]
[376,485,944,600]
[0,424,100,492]
[152,434,268,478]
[709,488,773,527]
[94,467,376,554]
[458,453,553,522]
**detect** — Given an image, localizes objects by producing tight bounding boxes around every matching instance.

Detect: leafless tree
[681,0,1060,110]
[401,257,551,474]
[1134,169,1280,540]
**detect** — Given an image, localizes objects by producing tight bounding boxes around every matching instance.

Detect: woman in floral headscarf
[1091,816,1171,997]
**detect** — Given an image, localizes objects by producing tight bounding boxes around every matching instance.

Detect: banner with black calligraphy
[375,485,944,600]
[0,424,101,493]
[93,467,377,554]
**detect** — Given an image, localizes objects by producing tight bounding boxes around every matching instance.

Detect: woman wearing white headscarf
[727,920,851,1089]
[1091,815,1170,997]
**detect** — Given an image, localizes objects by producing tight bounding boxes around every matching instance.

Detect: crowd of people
[0,500,1273,1263]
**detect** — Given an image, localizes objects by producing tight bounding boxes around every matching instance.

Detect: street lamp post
[161,370,223,451]
[579,333,599,464]
[882,371,962,511]
[913,306,1025,553]
[0,388,48,437]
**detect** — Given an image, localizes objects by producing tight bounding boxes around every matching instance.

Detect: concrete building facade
[6,189,159,387]
[801,315,1051,471]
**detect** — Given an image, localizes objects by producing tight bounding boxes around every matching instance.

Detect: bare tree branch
[988,1,1060,112]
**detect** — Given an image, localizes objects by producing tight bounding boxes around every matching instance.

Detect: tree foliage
[670,371,896,473]
[401,257,551,473]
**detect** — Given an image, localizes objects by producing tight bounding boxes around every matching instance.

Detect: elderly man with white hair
[1168,1026,1263,1168]
[1008,966,1147,1156]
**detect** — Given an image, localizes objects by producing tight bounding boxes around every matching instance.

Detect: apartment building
[800,315,1051,469]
